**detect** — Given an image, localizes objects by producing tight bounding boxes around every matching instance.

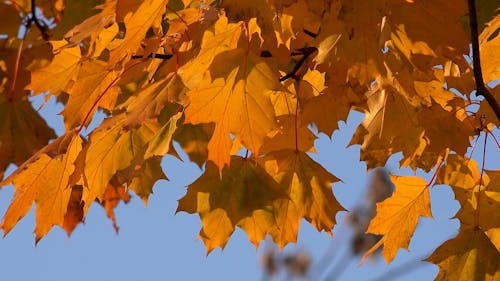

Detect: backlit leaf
[363,175,432,263]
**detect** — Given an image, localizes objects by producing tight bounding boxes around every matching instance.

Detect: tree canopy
[0,0,499,279]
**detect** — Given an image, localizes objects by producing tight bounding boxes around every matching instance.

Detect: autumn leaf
[61,60,120,130]
[479,13,500,83]
[0,133,82,241]
[362,175,432,263]
[386,0,469,69]
[83,118,161,209]
[185,48,281,169]
[438,155,500,250]
[261,150,344,248]
[427,227,500,281]
[172,123,214,167]
[0,95,56,180]
[1,0,500,274]
[108,0,168,65]
[177,156,287,253]
[27,41,82,96]
[100,184,131,233]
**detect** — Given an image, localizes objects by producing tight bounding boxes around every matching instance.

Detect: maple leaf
[261,150,344,248]
[312,0,386,84]
[386,0,470,69]
[82,117,161,209]
[61,60,120,130]
[438,155,500,250]
[0,95,56,180]
[427,227,500,281]
[301,63,365,136]
[26,41,82,96]
[2,0,500,275]
[0,133,82,241]
[362,175,432,263]
[185,48,281,169]
[177,156,287,253]
[108,0,168,65]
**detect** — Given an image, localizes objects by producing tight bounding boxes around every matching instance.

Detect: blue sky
[1,93,498,281]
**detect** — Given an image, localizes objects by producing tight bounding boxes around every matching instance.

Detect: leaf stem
[8,39,24,101]
[76,61,142,133]
[467,0,500,121]
[165,5,191,41]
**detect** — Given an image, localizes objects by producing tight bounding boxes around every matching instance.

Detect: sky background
[0,91,498,281]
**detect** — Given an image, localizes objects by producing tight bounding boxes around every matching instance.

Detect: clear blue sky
[1,92,497,281]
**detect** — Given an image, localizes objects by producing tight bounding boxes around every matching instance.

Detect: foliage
[0,0,500,279]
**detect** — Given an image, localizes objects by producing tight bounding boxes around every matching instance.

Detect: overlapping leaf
[428,227,500,281]
[0,133,82,241]
[185,46,282,168]
[177,156,287,253]
[261,150,344,248]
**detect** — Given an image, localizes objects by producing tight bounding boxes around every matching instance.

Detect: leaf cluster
[0,0,499,278]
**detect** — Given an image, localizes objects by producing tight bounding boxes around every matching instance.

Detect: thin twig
[467,0,500,121]
[279,47,318,82]
[131,53,173,60]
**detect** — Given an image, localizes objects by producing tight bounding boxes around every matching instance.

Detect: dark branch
[303,29,318,38]
[31,0,50,40]
[468,0,500,121]
[279,47,318,82]
[131,53,173,60]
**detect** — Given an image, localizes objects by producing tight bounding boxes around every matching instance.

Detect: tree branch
[131,53,173,60]
[467,0,500,121]
[31,0,50,40]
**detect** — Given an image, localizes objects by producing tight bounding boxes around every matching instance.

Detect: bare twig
[279,47,318,82]
[131,53,173,60]
[467,0,500,121]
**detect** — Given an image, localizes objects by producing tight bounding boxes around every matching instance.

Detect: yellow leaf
[387,0,469,69]
[302,63,364,136]
[61,60,120,130]
[0,134,82,241]
[349,88,425,169]
[177,156,287,253]
[185,49,280,169]
[363,175,432,263]
[108,0,168,65]
[121,73,188,129]
[479,14,500,83]
[428,227,500,281]
[27,41,82,96]
[261,150,344,248]
[312,0,385,83]
[145,112,182,158]
[83,119,160,209]
[178,14,242,88]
